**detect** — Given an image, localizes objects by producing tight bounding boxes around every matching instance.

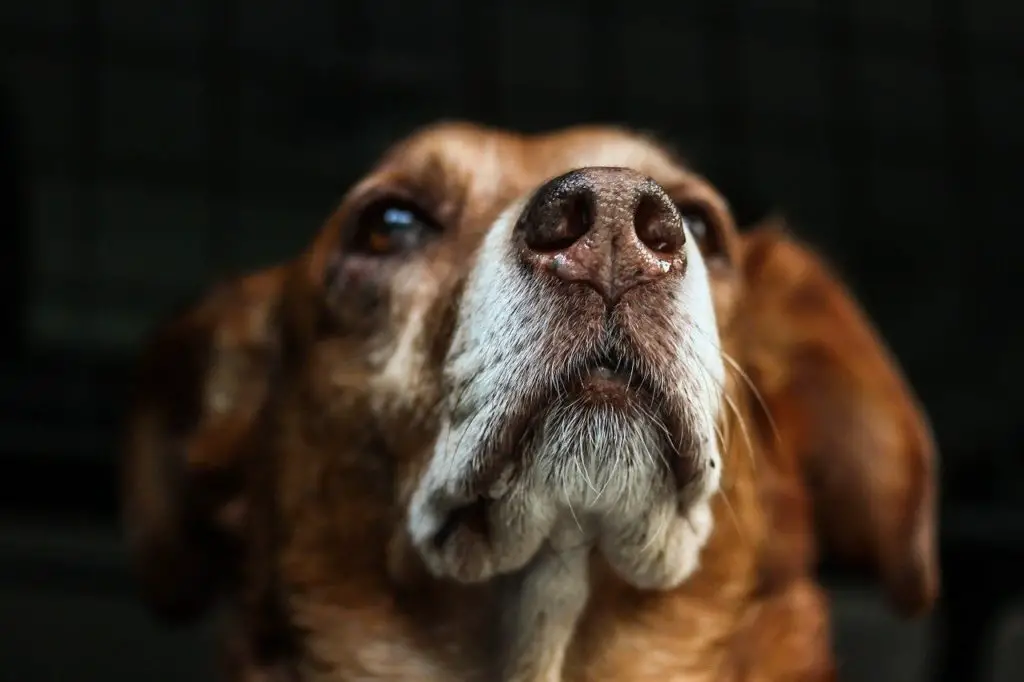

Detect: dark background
[0,1,1021,681]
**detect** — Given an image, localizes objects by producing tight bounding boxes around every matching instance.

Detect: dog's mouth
[410,329,717,586]
[574,348,649,399]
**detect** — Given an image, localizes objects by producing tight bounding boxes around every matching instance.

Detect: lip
[570,352,656,404]
[588,364,624,382]
[460,347,666,472]
[580,364,630,392]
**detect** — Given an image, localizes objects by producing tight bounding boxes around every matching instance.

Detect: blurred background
[0,1,1021,681]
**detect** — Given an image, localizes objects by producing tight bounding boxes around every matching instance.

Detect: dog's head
[122,123,938,641]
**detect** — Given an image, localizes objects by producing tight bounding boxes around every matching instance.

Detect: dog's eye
[677,205,727,263]
[348,198,439,256]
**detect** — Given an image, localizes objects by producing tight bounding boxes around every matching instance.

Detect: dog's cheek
[380,264,465,410]
[368,282,460,475]
[599,497,714,590]
[322,251,399,334]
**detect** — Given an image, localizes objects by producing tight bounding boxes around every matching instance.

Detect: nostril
[524,188,595,253]
[634,193,685,256]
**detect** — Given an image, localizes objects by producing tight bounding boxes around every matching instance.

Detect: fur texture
[121,123,939,682]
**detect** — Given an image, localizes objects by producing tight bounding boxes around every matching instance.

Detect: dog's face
[123,122,938,679]
[280,124,747,590]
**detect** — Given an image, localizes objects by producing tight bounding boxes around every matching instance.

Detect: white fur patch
[409,185,725,590]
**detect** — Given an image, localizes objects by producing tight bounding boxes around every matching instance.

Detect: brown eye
[348,197,439,256]
[676,204,726,262]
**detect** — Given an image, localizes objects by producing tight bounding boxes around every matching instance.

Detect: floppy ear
[739,219,939,617]
[121,267,283,625]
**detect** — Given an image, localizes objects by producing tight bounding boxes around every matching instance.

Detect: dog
[122,122,938,681]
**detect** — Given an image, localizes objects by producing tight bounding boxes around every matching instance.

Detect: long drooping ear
[739,219,939,617]
[121,266,284,625]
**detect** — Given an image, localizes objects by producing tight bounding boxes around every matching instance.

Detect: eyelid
[673,201,727,261]
[672,196,713,221]
[342,193,442,258]
[673,202,713,235]
[348,179,444,223]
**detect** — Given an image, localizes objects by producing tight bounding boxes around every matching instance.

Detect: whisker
[722,391,756,472]
[591,413,617,503]
[641,404,674,474]
[720,351,781,447]
[563,480,584,535]
[687,324,781,450]
[690,351,756,471]
[713,420,728,454]
[716,485,750,548]
[573,434,600,497]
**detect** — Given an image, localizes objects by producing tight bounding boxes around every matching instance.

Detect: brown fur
[122,266,284,623]
[121,123,938,681]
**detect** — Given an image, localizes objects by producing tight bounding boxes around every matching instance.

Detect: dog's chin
[408,377,720,590]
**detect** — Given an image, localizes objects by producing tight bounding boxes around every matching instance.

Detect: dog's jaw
[409,198,725,590]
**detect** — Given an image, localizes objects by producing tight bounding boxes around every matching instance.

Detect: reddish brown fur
[122,266,285,623]
[121,123,938,681]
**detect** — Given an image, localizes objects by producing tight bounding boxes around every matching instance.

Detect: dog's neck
[497,519,593,682]
[560,381,776,681]
[386,508,595,682]
[499,404,771,682]
[244,374,780,682]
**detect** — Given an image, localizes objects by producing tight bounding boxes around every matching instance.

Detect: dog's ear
[121,267,283,625]
[739,219,939,617]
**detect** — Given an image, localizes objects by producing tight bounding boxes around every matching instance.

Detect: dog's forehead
[378,123,690,206]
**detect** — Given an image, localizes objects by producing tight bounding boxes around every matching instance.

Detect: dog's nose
[515,167,686,304]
